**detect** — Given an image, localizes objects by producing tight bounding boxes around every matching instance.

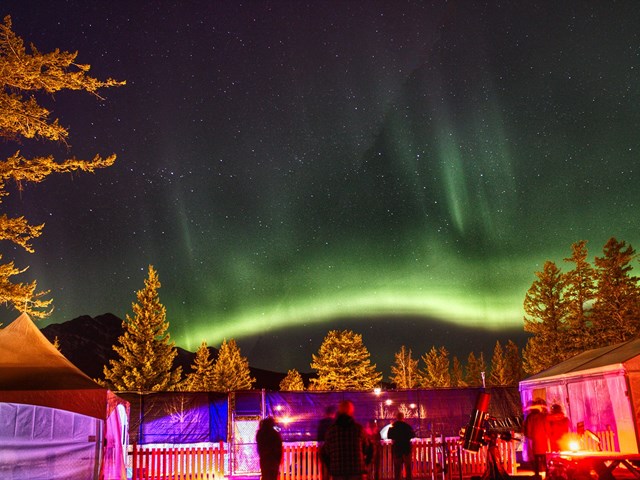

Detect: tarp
[264,387,522,442]
[120,387,522,445]
[0,313,129,479]
[519,338,640,452]
[120,391,228,445]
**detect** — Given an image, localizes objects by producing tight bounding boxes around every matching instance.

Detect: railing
[130,437,515,480]
[579,428,616,452]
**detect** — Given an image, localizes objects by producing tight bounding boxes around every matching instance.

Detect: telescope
[460,391,491,452]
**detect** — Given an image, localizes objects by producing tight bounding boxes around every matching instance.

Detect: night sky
[1,2,639,375]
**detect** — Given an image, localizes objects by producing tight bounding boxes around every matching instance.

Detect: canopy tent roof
[520,337,640,385]
[0,312,124,420]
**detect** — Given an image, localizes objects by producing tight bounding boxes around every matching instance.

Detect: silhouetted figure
[481,431,511,480]
[318,405,337,480]
[323,400,372,480]
[365,420,382,480]
[257,417,283,480]
[388,412,415,480]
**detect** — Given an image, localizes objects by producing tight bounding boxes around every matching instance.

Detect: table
[547,451,640,480]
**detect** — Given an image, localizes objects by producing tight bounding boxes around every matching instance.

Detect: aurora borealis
[1,2,639,374]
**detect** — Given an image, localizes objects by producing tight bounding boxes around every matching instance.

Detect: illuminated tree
[522,261,569,374]
[211,338,255,392]
[563,240,596,352]
[310,329,382,390]
[279,369,305,391]
[183,341,215,391]
[103,265,182,391]
[504,340,523,385]
[420,346,450,388]
[488,341,509,386]
[450,356,466,387]
[465,352,486,387]
[0,16,123,317]
[591,238,640,345]
[390,345,420,389]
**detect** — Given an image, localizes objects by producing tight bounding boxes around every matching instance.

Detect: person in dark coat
[318,405,337,480]
[256,417,283,480]
[323,400,372,480]
[387,412,415,480]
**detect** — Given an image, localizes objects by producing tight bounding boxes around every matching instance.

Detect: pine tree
[183,341,215,391]
[279,369,305,391]
[563,240,596,352]
[591,237,640,345]
[420,346,451,388]
[522,261,569,374]
[103,265,181,391]
[309,329,382,390]
[211,338,255,392]
[465,352,486,387]
[504,340,523,385]
[390,345,420,389]
[0,16,123,317]
[488,341,509,386]
[450,356,466,387]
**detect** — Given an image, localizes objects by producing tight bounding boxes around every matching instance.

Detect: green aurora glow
[2,1,639,372]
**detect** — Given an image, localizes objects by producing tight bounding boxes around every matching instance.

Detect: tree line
[522,238,640,374]
[100,265,525,392]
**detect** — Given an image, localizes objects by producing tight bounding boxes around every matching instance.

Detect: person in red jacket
[547,404,570,452]
[523,399,548,480]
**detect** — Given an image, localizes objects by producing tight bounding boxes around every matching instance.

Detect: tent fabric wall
[0,402,102,480]
[0,313,129,479]
[519,338,640,453]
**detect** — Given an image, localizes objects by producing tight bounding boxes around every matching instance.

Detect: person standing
[365,420,382,480]
[256,417,283,480]
[547,404,570,452]
[523,399,549,480]
[318,405,337,480]
[323,400,372,480]
[387,412,415,480]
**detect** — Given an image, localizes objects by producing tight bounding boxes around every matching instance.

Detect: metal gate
[230,391,265,476]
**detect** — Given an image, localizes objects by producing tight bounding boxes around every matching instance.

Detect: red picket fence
[130,437,516,480]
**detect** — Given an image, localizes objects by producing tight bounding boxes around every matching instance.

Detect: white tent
[0,313,129,479]
[519,338,640,453]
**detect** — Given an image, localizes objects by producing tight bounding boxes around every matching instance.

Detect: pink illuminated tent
[0,313,129,480]
[519,338,640,453]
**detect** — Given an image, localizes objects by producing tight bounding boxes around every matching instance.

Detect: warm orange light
[569,440,581,452]
[280,415,292,425]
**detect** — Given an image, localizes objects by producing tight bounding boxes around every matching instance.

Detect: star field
[1,1,639,374]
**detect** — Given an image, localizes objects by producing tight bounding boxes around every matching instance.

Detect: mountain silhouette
[40,313,299,390]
